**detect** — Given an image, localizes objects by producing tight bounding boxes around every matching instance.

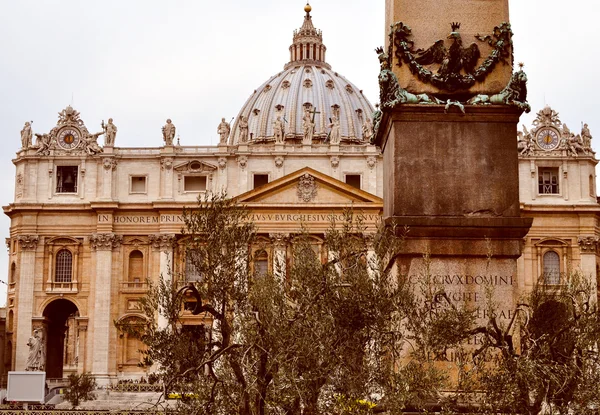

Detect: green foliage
[469,273,600,415]
[123,195,593,414]
[63,372,96,409]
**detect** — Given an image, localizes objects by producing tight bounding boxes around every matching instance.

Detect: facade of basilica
[2,5,599,384]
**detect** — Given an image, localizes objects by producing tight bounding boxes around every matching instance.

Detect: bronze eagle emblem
[415,22,480,76]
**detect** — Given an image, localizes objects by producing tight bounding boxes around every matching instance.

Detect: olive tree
[119,195,479,415]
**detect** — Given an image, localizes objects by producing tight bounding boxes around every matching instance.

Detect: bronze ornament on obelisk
[375,0,533,354]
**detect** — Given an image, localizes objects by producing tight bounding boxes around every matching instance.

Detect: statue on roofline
[21,121,33,149]
[162,119,176,146]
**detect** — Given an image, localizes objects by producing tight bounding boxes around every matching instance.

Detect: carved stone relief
[297,173,317,202]
[269,233,289,248]
[367,156,377,170]
[578,236,599,253]
[90,233,123,250]
[275,156,284,168]
[103,158,117,170]
[330,156,340,169]
[17,235,39,251]
[16,173,24,198]
[149,234,177,251]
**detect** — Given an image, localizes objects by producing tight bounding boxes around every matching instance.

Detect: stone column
[578,236,598,298]
[150,234,177,328]
[15,235,38,371]
[270,233,289,281]
[89,233,122,385]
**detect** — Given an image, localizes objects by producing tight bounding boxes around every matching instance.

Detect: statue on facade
[217,118,230,144]
[302,108,315,144]
[238,116,249,143]
[328,115,341,144]
[581,123,593,149]
[101,118,117,146]
[21,121,33,149]
[517,125,535,156]
[25,329,45,371]
[362,116,374,142]
[560,124,587,157]
[273,116,284,144]
[162,119,176,146]
[83,132,103,155]
[562,123,573,139]
[34,133,52,155]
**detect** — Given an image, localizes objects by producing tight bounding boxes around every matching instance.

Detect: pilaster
[269,233,289,281]
[102,158,117,200]
[15,235,38,371]
[150,234,177,328]
[89,233,122,385]
[578,236,599,298]
[160,158,174,200]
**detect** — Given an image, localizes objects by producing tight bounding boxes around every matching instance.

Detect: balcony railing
[45,281,78,293]
[121,281,149,293]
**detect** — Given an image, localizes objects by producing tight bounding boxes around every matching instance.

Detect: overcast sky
[0,1,598,303]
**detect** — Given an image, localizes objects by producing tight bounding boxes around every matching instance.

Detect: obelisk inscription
[385,0,511,95]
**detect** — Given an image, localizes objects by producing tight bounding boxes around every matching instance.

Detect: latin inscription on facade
[99,213,380,225]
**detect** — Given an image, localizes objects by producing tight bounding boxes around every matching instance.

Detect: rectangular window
[345,174,361,190]
[184,176,207,192]
[538,168,559,194]
[253,174,269,189]
[130,176,147,194]
[254,260,268,276]
[56,166,78,193]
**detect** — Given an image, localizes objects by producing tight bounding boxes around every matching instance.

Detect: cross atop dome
[285,3,330,70]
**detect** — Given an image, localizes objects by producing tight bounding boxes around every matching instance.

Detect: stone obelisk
[376,0,532,341]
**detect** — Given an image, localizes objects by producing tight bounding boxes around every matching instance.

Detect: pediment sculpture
[517,106,594,157]
[30,106,106,156]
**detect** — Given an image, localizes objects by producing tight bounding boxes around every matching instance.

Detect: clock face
[57,128,81,150]
[536,128,560,151]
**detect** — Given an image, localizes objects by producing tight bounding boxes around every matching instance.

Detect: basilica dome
[229,5,375,145]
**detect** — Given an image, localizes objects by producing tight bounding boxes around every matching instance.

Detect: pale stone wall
[5,142,382,382]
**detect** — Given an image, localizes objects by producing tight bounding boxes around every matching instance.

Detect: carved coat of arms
[297,174,317,202]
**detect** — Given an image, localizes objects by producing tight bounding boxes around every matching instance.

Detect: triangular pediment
[235,167,383,206]
[174,160,217,173]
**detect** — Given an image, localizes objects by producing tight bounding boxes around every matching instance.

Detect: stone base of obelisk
[376,104,532,370]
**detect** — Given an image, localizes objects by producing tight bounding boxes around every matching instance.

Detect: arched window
[590,175,595,197]
[543,251,560,284]
[128,250,144,284]
[55,249,73,283]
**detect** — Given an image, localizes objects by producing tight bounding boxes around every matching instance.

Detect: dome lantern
[285,3,330,70]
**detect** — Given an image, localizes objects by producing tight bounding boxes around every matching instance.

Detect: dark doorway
[43,299,79,378]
